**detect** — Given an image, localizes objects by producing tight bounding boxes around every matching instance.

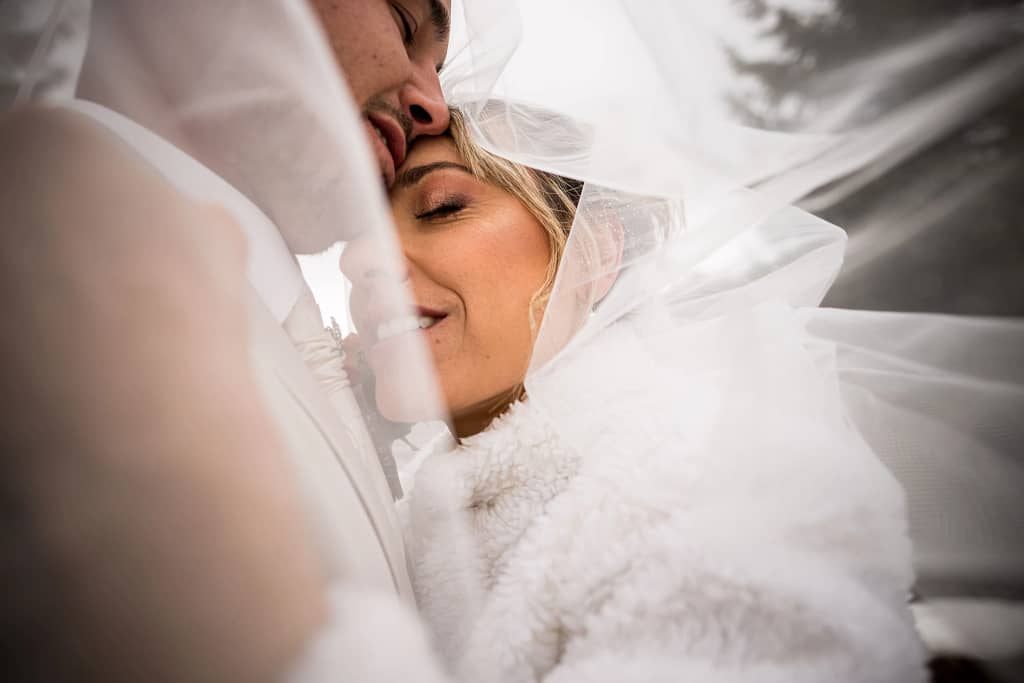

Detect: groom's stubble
[311,0,452,184]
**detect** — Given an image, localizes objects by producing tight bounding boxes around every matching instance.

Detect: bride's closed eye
[415,193,469,220]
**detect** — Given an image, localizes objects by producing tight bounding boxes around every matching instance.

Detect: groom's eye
[391,3,417,45]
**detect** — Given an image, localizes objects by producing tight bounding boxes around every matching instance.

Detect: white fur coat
[403,312,927,682]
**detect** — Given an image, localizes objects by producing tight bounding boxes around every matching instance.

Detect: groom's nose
[399,63,450,140]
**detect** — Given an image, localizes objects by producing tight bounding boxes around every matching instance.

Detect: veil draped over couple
[2,0,1023,681]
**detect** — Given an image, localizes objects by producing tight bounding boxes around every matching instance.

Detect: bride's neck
[451,387,524,440]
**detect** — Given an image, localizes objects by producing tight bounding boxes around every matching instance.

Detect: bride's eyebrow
[395,161,473,188]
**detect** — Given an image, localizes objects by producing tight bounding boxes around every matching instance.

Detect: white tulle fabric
[444,0,1024,613]
[7,0,1023,673]
[2,0,446,456]
[3,4,452,675]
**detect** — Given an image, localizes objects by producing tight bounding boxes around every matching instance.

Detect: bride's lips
[365,113,408,187]
[358,305,449,346]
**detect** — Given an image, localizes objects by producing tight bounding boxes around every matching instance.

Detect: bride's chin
[370,363,447,424]
[373,381,446,424]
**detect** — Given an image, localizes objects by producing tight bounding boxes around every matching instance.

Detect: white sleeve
[539,429,929,682]
[285,585,450,683]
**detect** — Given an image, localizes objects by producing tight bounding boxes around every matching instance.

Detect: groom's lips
[363,119,395,186]
[366,113,408,187]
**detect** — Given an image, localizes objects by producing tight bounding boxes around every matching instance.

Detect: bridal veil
[5,0,1022,667]
[3,0,449,481]
[443,0,1024,657]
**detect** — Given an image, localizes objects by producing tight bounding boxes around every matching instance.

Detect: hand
[340,331,369,390]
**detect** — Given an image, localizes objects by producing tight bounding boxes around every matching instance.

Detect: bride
[340,108,927,681]
[336,4,1023,678]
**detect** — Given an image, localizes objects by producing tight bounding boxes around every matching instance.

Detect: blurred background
[725,0,1023,315]
[302,0,1023,327]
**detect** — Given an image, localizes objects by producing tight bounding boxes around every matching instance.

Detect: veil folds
[445,0,1024,606]
[2,1,447,491]
[9,0,1020,619]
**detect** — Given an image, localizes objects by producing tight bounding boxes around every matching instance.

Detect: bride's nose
[339,236,411,287]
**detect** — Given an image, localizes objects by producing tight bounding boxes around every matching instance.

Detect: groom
[0,1,451,681]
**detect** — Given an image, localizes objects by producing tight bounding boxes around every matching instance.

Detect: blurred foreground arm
[0,106,326,682]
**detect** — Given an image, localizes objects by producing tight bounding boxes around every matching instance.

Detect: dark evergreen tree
[725,0,1024,315]
[728,0,1019,127]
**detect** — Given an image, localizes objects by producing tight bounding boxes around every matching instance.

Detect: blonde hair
[447,108,580,334]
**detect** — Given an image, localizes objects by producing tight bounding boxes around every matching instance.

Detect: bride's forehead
[403,135,461,165]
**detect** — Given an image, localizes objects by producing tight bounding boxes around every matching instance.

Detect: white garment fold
[405,300,927,682]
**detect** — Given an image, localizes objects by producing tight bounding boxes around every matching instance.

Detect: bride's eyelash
[416,197,467,220]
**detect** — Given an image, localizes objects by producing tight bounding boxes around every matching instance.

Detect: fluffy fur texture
[404,313,927,683]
